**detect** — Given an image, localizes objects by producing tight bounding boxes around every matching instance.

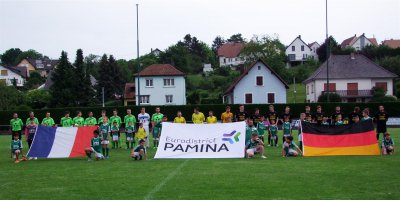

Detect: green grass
[287,83,306,104]
[1,129,399,199]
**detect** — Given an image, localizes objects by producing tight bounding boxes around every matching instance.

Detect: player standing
[124,109,137,148]
[42,112,55,126]
[138,107,151,148]
[84,111,97,126]
[73,111,85,127]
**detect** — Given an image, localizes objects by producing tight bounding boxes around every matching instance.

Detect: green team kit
[283,122,291,136]
[245,126,257,144]
[60,117,73,127]
[91,137,102,153]
[84,117,97,126]
[10,118,23,131]
[42,117,55,126]
[256,122,266,139]
[109,116,122,127]
[124,115,137,128]
[73,117,85,127]
[26,117,39,125]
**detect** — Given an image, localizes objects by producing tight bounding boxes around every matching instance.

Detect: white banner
[154,122,246,159]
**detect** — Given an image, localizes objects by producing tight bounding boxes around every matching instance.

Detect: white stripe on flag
[48,127,78,158]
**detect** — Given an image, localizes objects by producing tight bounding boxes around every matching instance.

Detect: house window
[245,93,252,104]
[224,58,226,64]
[301,45,305,51]
[258,66,261,70]
[267,93,275,103]
[145,79,153,87]
[256,76,263,86]
[311,84,314,94]
[1,70,7,76]
[288,54,296,61]
[292,46,295,51]
[306,86,309,95]
[139,95,150,104]
[166,95,173,103]
[324,83,336,92]
[375,82,387,92]
[163,78,175,87]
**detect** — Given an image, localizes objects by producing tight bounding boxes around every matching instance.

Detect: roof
[308,42,320,48]
[26,58,58,70]
[224,59,289,94]
[134,64,185,77]
[124,83,135,99]
[286,35,312,51]
[217,42,245,58]
[303,54,398,83]
[341,35,358,48]
[368,38,378,46]
[383,39,400,49]
[1,65,28,78]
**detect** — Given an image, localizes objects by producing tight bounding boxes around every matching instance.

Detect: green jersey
[26,117,39,125]
[153,121,162,136]
[283,122,291,136]
[91,137,102,153]
[126,126,135,137]
[269,125,278,136]
[11,139,23,150]
[109,115,122,127]
[246,138,262,149]
[124,114,137,128]
[321,122,329,126]
[60,117,73,127]
[98,116,108,126]
[151,113,164,123]
[245,126,257,144]
[361,117,372,122]
[73,117,85,127]
[10,118,23,131]
[42,117,55,126]
[335,121,344,126]
[283,141,298,155]
[99,124,110,140]
[84,117,97,126]
[111,125,119,136]
[257,122,266,136]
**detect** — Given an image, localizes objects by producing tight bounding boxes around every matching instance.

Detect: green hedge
[1,102,400,126]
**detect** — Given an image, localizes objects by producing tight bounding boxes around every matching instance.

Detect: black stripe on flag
[301,120,374,135]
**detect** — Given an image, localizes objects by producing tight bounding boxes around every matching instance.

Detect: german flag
[302,120,380,156]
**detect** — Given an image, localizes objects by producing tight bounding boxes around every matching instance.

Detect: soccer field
[1,130,399,200]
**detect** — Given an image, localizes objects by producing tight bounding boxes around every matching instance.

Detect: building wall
[351,36,373,51]
[0,66,25,86]
[135,76,186,105]
[219,56,245,67]
[17,59,35,77]
[285,38,312,62]
[232,61,287,104]
[309,43,320,60]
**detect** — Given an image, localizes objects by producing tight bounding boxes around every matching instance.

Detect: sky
[0,0,399,61]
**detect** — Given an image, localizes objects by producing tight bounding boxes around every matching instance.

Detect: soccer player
[25,119,37,150]
[282,117,292,142]
[331,105,344,125]
[151,107,164,148]
[321,117,329,125]
[10,134,24,163]
[313,105,324,125]
[138,107,151,148]
[73,111,84,127]
[111,121,119,149]
[206,111,218,124]
[110,109,122,148]
[245,133,266,159]
[305,106,312,121]
[252,108,263,124]
[173,111,186,123]
[152,116,166,148]
[348,107,362,125]
[60,111,73,127]
[135,123,147,141]
[375,105,388,140]
[335,115,344,126]
[381,133,395,155]
[10,113,23,140]
[245,119,257,145]
[266,105,279,146]
[84,111,97,126]
[298,113,306,150]
[124,109,137,148]
[282,136,302,157]
[26,111,39,125]
[256,115,266,142]
[269,119,278,147]
[98,110,108,126]
[99,117,111,159]
[281,106,292,123]
[361,109,372,121]
[235,104,248,122]
[132,139,147,160]
[42,112,55,126]
[221,106,233,123]
[85,130,104,161]
[192,107,205,124]
[125,121,135,149]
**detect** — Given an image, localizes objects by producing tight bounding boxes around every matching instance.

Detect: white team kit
[138,113,150,147]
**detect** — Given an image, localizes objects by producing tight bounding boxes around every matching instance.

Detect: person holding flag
[192,107,205,124]
[151,107,164,148]
[206,111,217,124]
[138,107,151,148]
[235,104,248,122]
[85,130,104,161]
[221,106,233,123]
[73,111,85,127]
[60,111,73,127]
[173,111,186,123]
[10,113,24,140]
[375,105,389,140]
[42,112,55,126]
[26,111,39,125]
[124,109,137,148]
[109,109,122,148]
[98,110,108,126]
[84,111,97,126]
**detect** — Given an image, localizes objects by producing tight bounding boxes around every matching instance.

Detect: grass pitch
[0,129,399,200]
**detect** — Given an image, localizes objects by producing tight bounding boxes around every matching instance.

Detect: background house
[217,42,246,67]
[123,83,135,106]
[383,39,400,49]
[308,42,320,60]
[340,34,378,51]
[285,35,313,67]
[0,65,27,87]
[135,64,186,105]
[304,54,397,103]
[223,59,289,104]
[16,58,58,77]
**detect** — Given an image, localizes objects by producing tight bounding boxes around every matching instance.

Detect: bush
[317,93,342,103]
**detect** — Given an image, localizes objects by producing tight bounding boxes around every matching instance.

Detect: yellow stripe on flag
[303,144,380,157]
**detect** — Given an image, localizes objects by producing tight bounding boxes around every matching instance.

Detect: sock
[126,142,129,148]
[106,148,109,156]
[102,148,105,155]
[87,152,92,158]
[131,142,134,148]
[139,155,143,160]
[268,134,271,145]
[116,142,118,148]
[153,141,156,147]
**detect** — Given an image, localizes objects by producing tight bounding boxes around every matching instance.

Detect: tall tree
[24,71,45,89]
[1,48,22,65]
[109,55,124,97]
[316,36,348,62]
[212,36,225,56]
[227,33,244,43]
[15,49,45,63]
[96,54,114,101]
[73,49,95,106]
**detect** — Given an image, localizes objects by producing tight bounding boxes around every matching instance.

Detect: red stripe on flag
[69,126,98,157]
[302,130,377,148]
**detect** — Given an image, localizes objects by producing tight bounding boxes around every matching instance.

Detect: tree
[317,93,342,102]
[96,54,123,101]
[211,36,225,56]
[15,49,45,63]
[24,71,45,89]
[1,48,22,65]
[316,36,351,62]
[227,33,244,43]
[49,51,76,107]
[27,89,51,109]
[73,49,95,106]
[109,55,124,97]
[378,55,400,76]
[0,84,28,110]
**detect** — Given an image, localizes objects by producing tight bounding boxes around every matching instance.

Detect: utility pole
[293,77,297,103]
[136,4,141,106]
[102,87,105,107]
[325,0,330,102]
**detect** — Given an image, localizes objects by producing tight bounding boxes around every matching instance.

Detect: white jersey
[138,113,150,127]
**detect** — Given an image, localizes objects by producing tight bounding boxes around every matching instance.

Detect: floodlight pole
[325,0,330,102]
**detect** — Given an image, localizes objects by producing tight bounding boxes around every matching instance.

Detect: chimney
[298,35,301,39]
[350,52,355,60]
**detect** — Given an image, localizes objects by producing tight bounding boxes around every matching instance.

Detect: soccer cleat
[14,160,20,164]
[267,144,271,147]
[261,155,267,159]
[28,157,33,160]
[34,157,38,160]
[87,158,92,161]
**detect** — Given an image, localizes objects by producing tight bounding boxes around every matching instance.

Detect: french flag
[28,126,98,158]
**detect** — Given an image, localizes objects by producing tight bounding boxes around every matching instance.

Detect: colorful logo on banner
[222,130,241,144]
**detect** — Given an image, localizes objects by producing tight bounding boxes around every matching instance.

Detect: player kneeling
[85,130,104,161]
[282,136,302,157]
[10,134,25,163]
[382,132,395,155]
[246,133,266,159]
[131,139,147,161]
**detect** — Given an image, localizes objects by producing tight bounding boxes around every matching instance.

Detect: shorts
[126,136,133,141]
[246,148,258,154]
[132,152,140,157]
[90,147,103,158]
[286,149,297,156]
[271,135,277,140]
[283,135,290,138]
[377,127,387,134]
[101,140,109,145]
[112,135,119,141]
[12,149,20,158]
[153,131,159,139]
[298,133,302,142]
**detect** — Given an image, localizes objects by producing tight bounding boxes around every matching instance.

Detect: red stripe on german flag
[302,120,380,157]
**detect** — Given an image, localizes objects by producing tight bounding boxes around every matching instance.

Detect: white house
[308,42,320,60]
[217,42,246,67]
[341,34,378,51]
[134,64,186,105]
[304,54,397,103]
[285,35,313,66]
[0,65,27,87]
[203,63,213,74]
[223,59,289,104]
[150,48,162,57]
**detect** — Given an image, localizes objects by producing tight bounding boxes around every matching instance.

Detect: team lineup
[9,104,394,163]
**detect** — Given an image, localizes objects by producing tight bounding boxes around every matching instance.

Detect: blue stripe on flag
[27,126,56,158]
